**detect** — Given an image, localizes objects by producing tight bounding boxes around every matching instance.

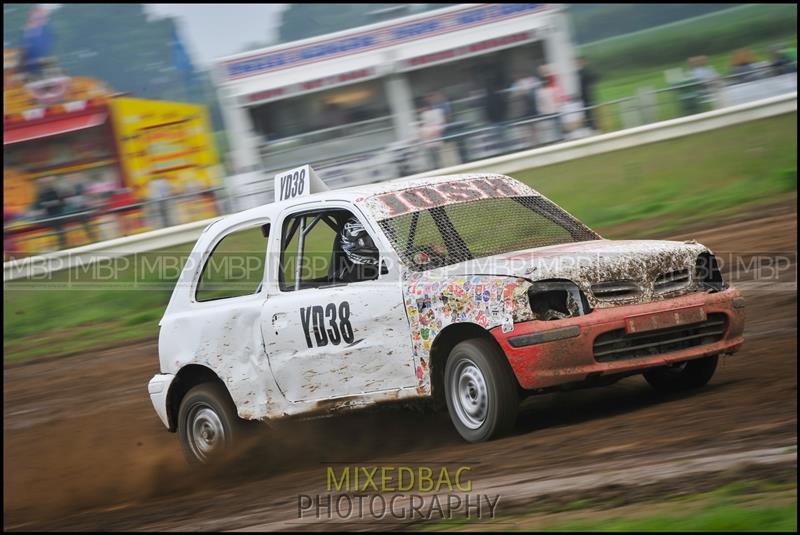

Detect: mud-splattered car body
[148,173,745,437]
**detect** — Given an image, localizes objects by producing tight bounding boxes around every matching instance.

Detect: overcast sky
[144,4,287,66]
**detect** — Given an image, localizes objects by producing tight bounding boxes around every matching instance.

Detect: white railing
[4,92,796,282]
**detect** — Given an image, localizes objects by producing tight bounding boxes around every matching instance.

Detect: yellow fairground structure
[4,49,222,258]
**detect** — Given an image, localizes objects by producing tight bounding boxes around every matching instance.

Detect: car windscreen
[377,195,601,271]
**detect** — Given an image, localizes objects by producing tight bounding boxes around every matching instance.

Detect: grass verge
[516,112,797,236]
[420,478,797,532]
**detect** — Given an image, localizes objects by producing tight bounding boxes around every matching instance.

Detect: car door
[260,201,416,403]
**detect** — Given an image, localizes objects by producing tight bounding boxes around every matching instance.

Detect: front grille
[593,313,728,362]
[655,268,691,293]
[592,280,641,300]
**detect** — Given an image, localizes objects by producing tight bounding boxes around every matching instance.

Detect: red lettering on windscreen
[436,181,482,202]
[375,178,524,217]
[379,193,410,217]
[473,177,519,197]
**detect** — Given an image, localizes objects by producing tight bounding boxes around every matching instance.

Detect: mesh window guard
[378,196,600,271]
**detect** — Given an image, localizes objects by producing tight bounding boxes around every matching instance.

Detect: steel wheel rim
[187,404,226,462]
[451,359,489,430]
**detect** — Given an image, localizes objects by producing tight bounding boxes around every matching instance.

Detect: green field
[420,479,797,532]
[583,4,798,102]
[591,36,798,105]
[517,112,797,234]
[3,112,797,363]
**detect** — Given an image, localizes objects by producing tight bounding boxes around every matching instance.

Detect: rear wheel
[643,355,718,393]
[178,382,250,465]
[444,338,519,442]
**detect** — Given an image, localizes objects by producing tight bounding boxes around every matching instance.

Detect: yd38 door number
[300,301,355,348]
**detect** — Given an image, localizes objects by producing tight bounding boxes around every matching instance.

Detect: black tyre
[444,338,519,442]
[177,382,251,465]
[643,355,718,393]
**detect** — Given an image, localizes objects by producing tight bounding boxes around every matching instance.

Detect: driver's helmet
[340,217,378,265]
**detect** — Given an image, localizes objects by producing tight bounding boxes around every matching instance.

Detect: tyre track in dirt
[3,209,797,531]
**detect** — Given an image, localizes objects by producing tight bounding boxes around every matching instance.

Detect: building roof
[213,4,558,103]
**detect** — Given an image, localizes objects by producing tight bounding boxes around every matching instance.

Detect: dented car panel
[158,296,280,420]
[434,238,712,307]
[156,213,286,422]
[403,273,534,393]
[260,279,417,403]
[492,287,745,390]
[395,238,722,393]
[150,172,745,431]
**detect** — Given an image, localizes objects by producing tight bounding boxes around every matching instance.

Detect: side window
[280,209,379,292]
[196,224,269,302]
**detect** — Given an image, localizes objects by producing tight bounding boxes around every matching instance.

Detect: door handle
[272,312,288,328]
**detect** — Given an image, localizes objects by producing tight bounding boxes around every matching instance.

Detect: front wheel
[643,355,718,393]
[177,382,250,465]
[444,338,519,443]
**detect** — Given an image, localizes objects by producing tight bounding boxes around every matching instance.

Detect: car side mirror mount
[380,259,389,275]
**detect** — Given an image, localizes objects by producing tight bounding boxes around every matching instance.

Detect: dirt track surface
[4,210,797,531]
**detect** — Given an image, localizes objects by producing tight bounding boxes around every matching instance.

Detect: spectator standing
[511,71,541,119]
[690,55,719,84]
[688,56,722,110]
[431,90,453,123]
[577,56,599,131]
[148,176,174,229]
[63,172,97,243]
[484,69,508,152]
[768,44,795,76]
[485,77,507,125]
[431,90,467,166]
[730,49,759,82]
[511,71,542,147]
[34,175,67,249]
[536,66,564,141]
[560,95,589,139]
[417,94,446,170]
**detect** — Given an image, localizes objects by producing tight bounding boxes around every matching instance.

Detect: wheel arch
[165,364,229,432]
[428,322,514,405]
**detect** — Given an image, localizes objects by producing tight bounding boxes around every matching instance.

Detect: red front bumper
[492,288,745,391]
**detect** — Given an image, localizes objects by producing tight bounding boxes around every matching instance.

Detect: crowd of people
[412,43,796,170]
[680,44,796,113]
[414,57,600,169]
[3,171,209,252]
[687,46,796,89]
[728,44,796,82]
[11,172,134,250]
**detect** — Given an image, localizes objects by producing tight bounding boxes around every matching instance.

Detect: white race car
[148,171,745,464]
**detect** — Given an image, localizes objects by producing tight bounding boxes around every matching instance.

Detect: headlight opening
[528,280,590,320]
